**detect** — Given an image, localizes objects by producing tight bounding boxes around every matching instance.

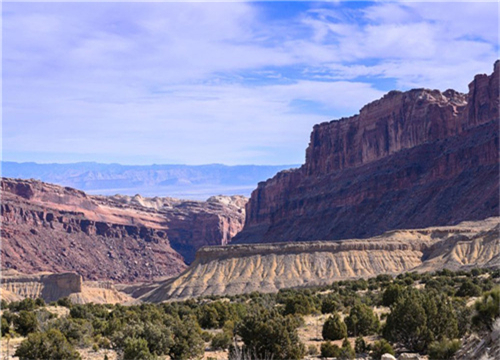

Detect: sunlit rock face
[1,178,247,282]
[234,61,499,245]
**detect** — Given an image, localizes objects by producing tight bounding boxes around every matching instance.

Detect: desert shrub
[322,313,347,340]
[211,331,232,350]
[1,299,8,309]
[320,341,340,358]
[283,293,315,315]
[34,298,46,307]
[1,317,10,337]
[49,317,93,347]
[143,322,173,356]
[307,344,319,356]
[370,339,394,360]
[382,284,403,307]
[94,334,111,349]
[237,309,305,360]
[472,287,500,331]
[480,278,495,292]
[344,303,379,336]
[169,317,205,360]
[57,297,73,308]
[197,306,219,328]
[383,289,458,352]
[454,300,473,337]
[14,310,39,336]
[338,338,355,359]
[354,336,367,354]
[321,297,339,314]
[428,338,461,360]
[123,337,156,360]
[423,291,459,341]
[15,329,81,360]
[196,301,247,329]
[9,298,37,312]
[456,280,482,297]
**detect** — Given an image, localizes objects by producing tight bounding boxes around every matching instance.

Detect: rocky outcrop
[140,218,500,302]
[1,178,246,282]
[1,270,135,304]
[234,62,499,244]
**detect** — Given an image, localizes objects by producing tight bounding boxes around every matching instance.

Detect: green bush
[383,290,458,352]
[211,331,232,350]
[169,317,205,360]
[15,329,81,360]
[57,297,73,308]
[1,317,10,337]
[34,298,46,307]
[370,339,394,360]
[344,303,379,336]
[382,284,403,307]
[320,341,340,358]
[238,309,305,360]
[339,338,355,359]
[472,287,500,330]
[9,298,37,312]
[428,338,461,360]
[123,337,156,360]
[321,297,338,314]
[354,336,366,354]
[322,313,347,340]
[50,317,93,347]
[14,310,39,336]
[283,293,315,315]
[456,280,482,297]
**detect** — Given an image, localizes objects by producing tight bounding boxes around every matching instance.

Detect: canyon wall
[141,218,500,302]
[1,178,246,282]
[234,61,499,244]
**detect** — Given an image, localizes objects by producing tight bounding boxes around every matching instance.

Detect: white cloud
[3,1,498,165]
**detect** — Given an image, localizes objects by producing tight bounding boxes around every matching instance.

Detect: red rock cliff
[1,178,246,282]
[234,61,499,244]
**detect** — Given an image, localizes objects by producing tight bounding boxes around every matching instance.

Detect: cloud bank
[3,1,498,165]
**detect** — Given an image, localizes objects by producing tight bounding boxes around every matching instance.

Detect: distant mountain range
[1,161,298,199]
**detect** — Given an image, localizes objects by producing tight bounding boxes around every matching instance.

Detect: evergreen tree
[322,313,347,340]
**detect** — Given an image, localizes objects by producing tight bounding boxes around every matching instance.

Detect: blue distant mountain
[1,161,298,200]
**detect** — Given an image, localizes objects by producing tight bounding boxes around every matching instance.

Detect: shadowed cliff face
[140,218,500,302]
[1,178,246,282]
[234,61,499,244]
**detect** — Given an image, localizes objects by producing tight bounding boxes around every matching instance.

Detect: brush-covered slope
[1,178,246,282]
[141,218,500,302]
[234,61,499,244]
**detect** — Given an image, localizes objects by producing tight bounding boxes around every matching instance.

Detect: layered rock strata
[141,218,500,302]
[234,61,499,244]
[1,270,135,304]
[1,178,246,282]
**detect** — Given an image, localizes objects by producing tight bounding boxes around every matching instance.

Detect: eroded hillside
[1,178,246,282]
[141,218,500,302]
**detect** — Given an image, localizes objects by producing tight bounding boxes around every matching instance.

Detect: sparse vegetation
[1,268,498,359]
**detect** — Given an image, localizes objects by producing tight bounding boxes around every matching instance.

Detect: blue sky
[3,1,499,165]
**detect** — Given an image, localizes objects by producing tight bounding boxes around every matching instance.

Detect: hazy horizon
[1,161,299,199]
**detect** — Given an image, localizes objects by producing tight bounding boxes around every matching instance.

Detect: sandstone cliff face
[141,218,500,302]
[1,178,246,282]
[235,61,499,244]
[1,270,135,304]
